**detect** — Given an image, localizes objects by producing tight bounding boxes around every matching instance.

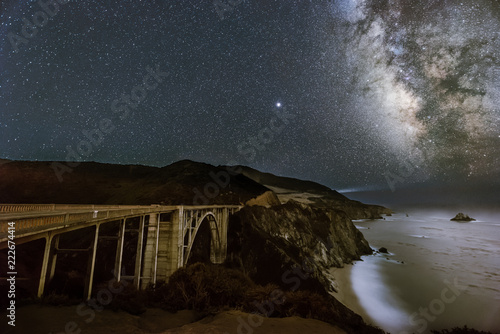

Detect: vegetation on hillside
[107,263,384,334]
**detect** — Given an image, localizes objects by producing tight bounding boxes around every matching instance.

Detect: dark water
[348,210,500,334]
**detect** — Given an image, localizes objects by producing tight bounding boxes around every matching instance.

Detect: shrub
[107,283,147,315]
[162,263,254,312]
[242,284,284,317]
[431,326,495,334]
[242,285,344,322]
[282,290,332,320]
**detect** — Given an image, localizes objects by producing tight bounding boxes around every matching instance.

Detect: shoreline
[336,213,500,333]
[329,263,377,328]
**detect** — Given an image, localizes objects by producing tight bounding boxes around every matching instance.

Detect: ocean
[335,209,500,334]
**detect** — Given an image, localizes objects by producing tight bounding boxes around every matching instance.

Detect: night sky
[1,0,499,191]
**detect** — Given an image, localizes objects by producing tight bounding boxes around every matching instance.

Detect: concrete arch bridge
[0,204,242,300]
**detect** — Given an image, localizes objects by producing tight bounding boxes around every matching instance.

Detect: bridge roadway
[0,203,242,299]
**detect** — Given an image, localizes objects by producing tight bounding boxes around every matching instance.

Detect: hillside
[0,160,270,205]
[0,159,389,219]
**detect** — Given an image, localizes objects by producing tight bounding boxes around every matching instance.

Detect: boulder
[378,247,388,254]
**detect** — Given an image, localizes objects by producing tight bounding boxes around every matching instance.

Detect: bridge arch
[183,211,225,266]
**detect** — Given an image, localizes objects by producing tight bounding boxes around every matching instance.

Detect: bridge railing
[0,204,161,213]
[0,204,243,242]
[0,204,57,213]
[0,206,167,238]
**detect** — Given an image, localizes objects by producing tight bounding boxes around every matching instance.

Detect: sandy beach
[330,264,378,329]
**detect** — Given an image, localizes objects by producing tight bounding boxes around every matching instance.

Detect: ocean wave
[409,234,430,238]
[420,226,443,231]
[355,225,369,229]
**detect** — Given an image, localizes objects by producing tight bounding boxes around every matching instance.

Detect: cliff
[226,200,372,293]
[245,190,281,207]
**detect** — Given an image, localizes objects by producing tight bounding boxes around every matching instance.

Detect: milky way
[1,0,499,190]
[328,0,500,186]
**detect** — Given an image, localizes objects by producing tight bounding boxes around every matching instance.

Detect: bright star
[276,102,282,107]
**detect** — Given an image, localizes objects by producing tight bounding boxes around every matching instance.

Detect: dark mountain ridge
[0,159,266,205]
[0,159,390,219]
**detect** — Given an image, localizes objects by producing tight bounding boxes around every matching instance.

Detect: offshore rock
[450,213,476,221]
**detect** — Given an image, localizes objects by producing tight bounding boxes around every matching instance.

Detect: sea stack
[451,213,476,221]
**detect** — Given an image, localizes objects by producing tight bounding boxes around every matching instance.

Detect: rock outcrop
[451,213,476,221]
[245,190,281,207]
[330,201,391,220]
[378,247,388,254]
[226,200,372,294]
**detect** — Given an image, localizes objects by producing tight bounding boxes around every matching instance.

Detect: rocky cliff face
[245,190,281,207]
[226,200,372,294]
[330,200,392,220]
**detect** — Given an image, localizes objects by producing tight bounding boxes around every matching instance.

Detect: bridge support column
[177,207,185,269]
[114,219,126,281]
[48,235,60,282]
[141,214,159,289]
[84,224,100,300]
[37,233,54,298]
[155,210,181,282]
[133,216,145,289]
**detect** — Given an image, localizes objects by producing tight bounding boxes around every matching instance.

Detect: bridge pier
[133,215,145,289]
[37,233,54,297]
[114,219,126,282]
[140,213,159,289]
[84,225,100,300]
[165,209,183,279]
[140,211,182,287]
[48,235,60,282]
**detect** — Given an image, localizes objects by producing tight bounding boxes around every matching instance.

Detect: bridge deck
[0,204,242,244]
